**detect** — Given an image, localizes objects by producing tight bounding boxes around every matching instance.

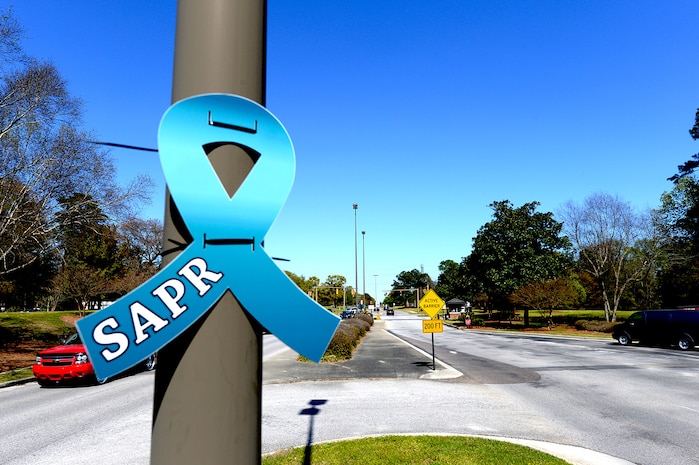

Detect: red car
[33,333,156,386]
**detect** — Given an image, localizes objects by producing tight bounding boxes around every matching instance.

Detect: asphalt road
[377,314,699,464]
[263,313,699,464]
[0,370,154,465]
[3,312,699,464]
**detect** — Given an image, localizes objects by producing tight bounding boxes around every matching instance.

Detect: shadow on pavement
[299,399,327,465]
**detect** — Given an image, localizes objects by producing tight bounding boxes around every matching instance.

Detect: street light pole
[362,230,366,309]
[152,1,265,463]
[353,204,358,307]
[373,274,378,309]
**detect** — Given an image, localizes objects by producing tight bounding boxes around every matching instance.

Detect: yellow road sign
[422,319,443,333]
[418,289,445,319]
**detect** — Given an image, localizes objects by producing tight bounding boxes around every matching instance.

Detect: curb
[0,365,35,389]
[494,435,636,465]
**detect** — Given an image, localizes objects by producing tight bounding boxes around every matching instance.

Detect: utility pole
[373,274,378,308]
[151,1,266,464]
[362,230,366,308]
[353,204,358,307]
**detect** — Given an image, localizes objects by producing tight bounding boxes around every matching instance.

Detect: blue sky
[10,1,699,299]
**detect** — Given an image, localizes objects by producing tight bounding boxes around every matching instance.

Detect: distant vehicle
[613,309,699,350]
[386,308,395,316]
[340,310,354,319]
[33,333,156,386]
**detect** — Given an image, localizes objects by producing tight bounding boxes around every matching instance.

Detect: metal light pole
[373,274,378,309]
[152,1,266,463]
[353,204,358,307]
[361,230,366,309]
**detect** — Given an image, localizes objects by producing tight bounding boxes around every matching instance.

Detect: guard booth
[446,298,466,319]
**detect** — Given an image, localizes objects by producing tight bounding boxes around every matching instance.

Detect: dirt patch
[60,315,81,327]
[0,342,46,372]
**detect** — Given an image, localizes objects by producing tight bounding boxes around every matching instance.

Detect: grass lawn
[440,308,631,333]
[0,367,33,384]
[263,435,570,465]
[0,311,80,343]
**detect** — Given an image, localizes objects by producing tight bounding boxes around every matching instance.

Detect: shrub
[357,313,374,326]
[344,318,371,337]
[321,318,372,361]
[324,326,356,360]
[574,319,615,333]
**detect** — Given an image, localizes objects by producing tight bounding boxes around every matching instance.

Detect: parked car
[33,332,156,386]
[613,309,699,350]
[340,309,354,319]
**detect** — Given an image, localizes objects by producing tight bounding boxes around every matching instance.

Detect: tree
[655,107,699,306]
[0,9,23,64]
[388,268,433,307]
[664,107,699,249]
[118,217,163,271]
[435,259,468,301]
[669,107,699,182]
[51,263,111,314]
[321,275,347,308]
[509,277,585,329]
[559,193,662,322]
[654,177,699,306]
[52,195,122,313]
[0,10,152,277]
[0,252,57,310]
[285,271,319,297]
[465,200,573,323]
[392,268,433,290]
[109,217,163,296]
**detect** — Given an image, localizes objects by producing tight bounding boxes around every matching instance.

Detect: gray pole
[361,230,366,308]
[151,1,266,464]
[353,204,358,307]
[373,274,378,308]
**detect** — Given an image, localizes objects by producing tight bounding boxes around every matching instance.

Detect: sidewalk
[263,319,460,384]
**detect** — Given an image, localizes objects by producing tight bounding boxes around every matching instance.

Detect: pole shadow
[299,399,327,465]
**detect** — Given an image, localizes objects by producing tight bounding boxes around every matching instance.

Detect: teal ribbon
[77,94,340,381]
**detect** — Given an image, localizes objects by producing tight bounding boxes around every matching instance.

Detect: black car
[386,308,394,316]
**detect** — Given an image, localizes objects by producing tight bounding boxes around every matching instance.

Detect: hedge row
[574,319,615,333]
[322,313,374,361]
